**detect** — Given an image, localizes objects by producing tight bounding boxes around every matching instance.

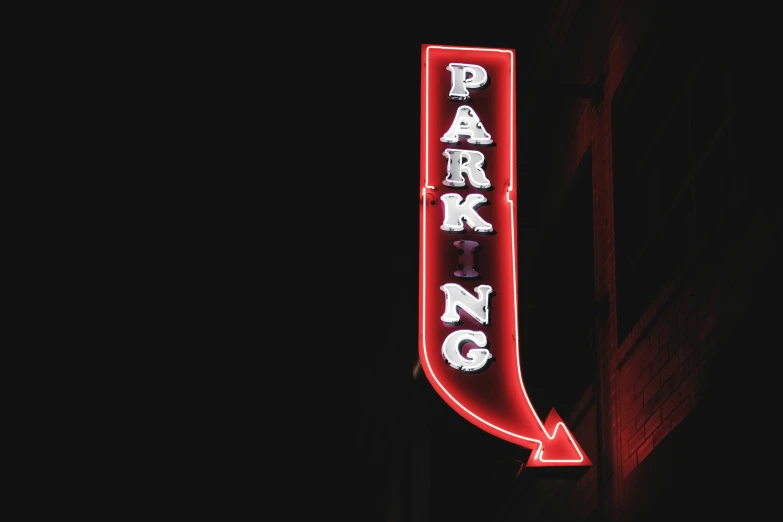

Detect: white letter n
[440,283,493,325]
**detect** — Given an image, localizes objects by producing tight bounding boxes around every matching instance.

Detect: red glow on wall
[419,44,590,467]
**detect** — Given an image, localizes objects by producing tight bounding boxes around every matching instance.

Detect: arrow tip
[526,408,592,467]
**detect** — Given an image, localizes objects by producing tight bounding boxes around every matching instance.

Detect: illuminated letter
[442,330,492,372]
[453,240,480,278]
[440,193,493,233]
[440,283,493,325]
[446,63,488,101]
[443,149,491,189]
[440,106,493,145]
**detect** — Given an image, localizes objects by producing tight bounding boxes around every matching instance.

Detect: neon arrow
[419,44,590,468]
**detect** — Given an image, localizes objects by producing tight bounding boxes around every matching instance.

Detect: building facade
[494,0,777,518]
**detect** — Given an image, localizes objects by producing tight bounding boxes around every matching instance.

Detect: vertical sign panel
[419,45,590,467]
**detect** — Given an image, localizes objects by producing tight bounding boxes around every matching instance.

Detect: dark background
[42,3,780,519]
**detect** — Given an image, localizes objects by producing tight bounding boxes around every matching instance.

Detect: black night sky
[88,4,782,521]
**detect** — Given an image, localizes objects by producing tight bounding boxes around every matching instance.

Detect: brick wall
[500,0,776,520]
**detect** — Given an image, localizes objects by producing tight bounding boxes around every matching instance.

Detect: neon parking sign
[419,45,590,467]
